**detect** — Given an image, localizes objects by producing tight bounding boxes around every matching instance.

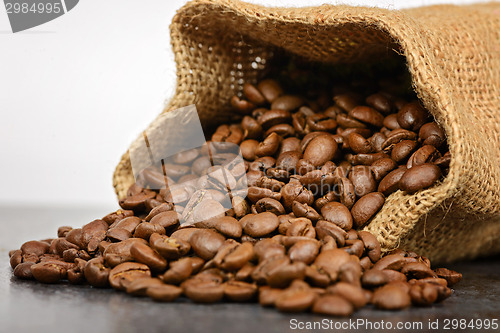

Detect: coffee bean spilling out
[9,71,460,316]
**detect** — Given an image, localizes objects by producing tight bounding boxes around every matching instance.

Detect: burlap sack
[113,0,500,263]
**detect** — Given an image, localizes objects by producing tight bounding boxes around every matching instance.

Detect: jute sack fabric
[113,0,500,263]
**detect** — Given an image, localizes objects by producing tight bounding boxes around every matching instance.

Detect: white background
[0,0,482,208]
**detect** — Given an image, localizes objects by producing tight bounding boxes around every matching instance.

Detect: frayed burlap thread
[113,1,500,263]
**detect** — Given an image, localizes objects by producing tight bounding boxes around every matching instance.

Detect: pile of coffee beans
[9,68,461,316]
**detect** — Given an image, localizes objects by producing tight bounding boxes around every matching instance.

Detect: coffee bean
[255,198,285,215]
[372,283,411,310]
[257,79,283,103]
[366,93,393,114]
[321,202,353,231]
[253,239,285,262]
[244,212,279,237]
[31,261,67,284]
[350,192,385,228]
[189,229,226,260]
[407,145,441,168]
[358,231,381,262]
[303,135,338,167]
[312,294,354,316]
[397,102,429,132]
[275,287,316,312]
[103,238,148,267]
[349,106,384,128]
[271,95,304,112]
[224,280,258,302]
[109,262,151,291]
[13,262,35,280]
[327,282,367,309]
[349,165,376,197]
[84,257,110,287]
[399,164,442,193]
[419,122,446,147]
[370,158,397,182]
[126,277,163,296]
[378,167,406,196]
[288,239,320,264]
[434,267,462,286]
[182,278,225,303]
[130,242,167,272]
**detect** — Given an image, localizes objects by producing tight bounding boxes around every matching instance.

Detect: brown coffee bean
[350,192,385,228]
[327,282,367,309]
[240,139,259,161]
[126,277,163,296]
[409,282,439,306]
[253,239,285,262]
[397,101,429,132]
[256,110,290,131]
[358,231,381,262]
[109,262,151,291]
[372,283,411,310]
[255,198,285,215]
[348,132,373,154]
[257,79,283,103]
[161,257,193,285]
[314,249,351,281]
[57,226,72,238]
[243,83,266,105]
[103,238,148,267]
[372,254,407,271]
[182,278,225,303]
[434,267,462,286]
[306,113,337,132]
[349,165,376,197]
[150,211,179,229]
[275,287,316,312]
[21,240,50,257]
[224,280,258,302]
[292,201,320,222]
[334,94,359,112]
[312,294,354,316]
[321,202,353,231]
[303,135,338,167]
[391,140,418,163]
[349,106,384,128]
[315,220,347,247]
[13,262,35,280]
[382,129,418,150]
[133,222,166,240]
[10,250,22,269]
[271,95,304,112]
[378,168,406,196]
[31,261,67,284]
[84,257,110,288]
[188,229,225,260]
[288,240,320,265]
[370,158,397,182]
[231,96,255,114]
[130,242,167,272]
[281,181,314,211]
[401,262,436,279]
[419,122,446,147]
[244,212,279,237]
[147,284,183,302]
[286,218,316,238]
[213,240,254,271]
[241,116,263,140]
[399,163,442,193]
[366,93,393,114]
[336,177,356,209]
[362,269,389,288]
[383,113,401,130]
[407,145,441,168]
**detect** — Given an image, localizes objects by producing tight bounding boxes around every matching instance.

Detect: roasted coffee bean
[401,262,436,279]
[224,280,258,302]
[336,177,356,209]
[109,262,151,291]
[350,192,385,228]
[327,282,367,309]
[358,231,381,262]
[275,287,316,312]
[213,241,254,271]
[21,240,50,257]
[241,116,263,140]
[281,181,314,211]
[103,238,148,267]
[397,102,429,132]
[303,135,338,167]
[366,93,393,115]
[244,212,279,237]
[254,239,285,262]
[391,140,418,163]
[286,218,316,238]
[83,257,110,287]
[162,257,194,285]
[370,158,397,182]
[399,164,442,193]
[419,122,446,147]
[13,262,35,280]
[271,95,304,112]
[31,261,67,284]
[334,94,359,112]
[130,242,167,272]
[349,106,384,128]
[188,229,225,260]
[349,166,377,197]
[10,250,22,269]
[434,267,462,286]
[315,220,347,247]
[292,202,320,222]
[378,167,406,196]
[257,79,283,103]
[182,278,225,303]
[126,277,163,296]
[321,202,353,231]
[102,209,134,225]
[312,294,354,316]
[372,283,411,310]
[306,113,337,132]
[255,198,285,215]
[288,239,320,264]
[407,145,441,168]
[133,222,166,240]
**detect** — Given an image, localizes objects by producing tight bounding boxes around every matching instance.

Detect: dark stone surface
[1,205,499,333]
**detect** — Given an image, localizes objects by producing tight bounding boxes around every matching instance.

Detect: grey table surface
[0,205,499,333]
